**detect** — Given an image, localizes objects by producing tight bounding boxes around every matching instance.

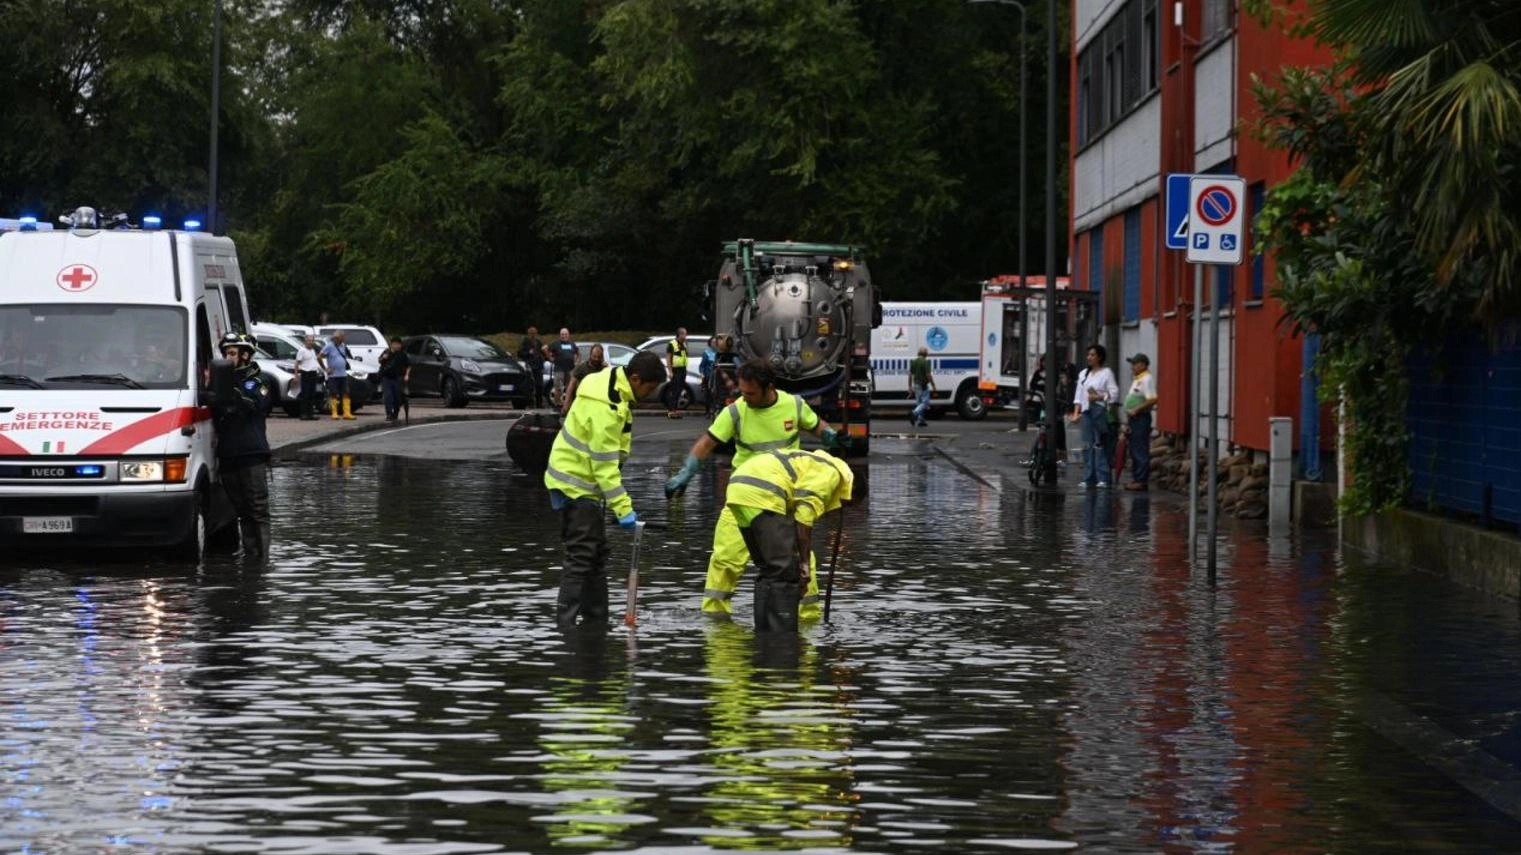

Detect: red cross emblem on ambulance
[57,264,98,293]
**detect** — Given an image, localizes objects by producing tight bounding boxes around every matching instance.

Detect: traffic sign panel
[1165,174,1193,250]
[1186,175,1246,265]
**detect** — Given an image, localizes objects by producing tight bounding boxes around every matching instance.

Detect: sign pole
[1188,263,1202,557]
[1206,266,1220,584]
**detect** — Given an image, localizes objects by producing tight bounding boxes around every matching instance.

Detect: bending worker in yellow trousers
[725,449,853,631]
[664,358,840,620]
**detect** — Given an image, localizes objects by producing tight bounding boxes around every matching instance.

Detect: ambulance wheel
[169,487,209,561]
[956,382,987,421]
[442,376,466,408]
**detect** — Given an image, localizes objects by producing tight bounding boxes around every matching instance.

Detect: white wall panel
[1073,96,1162,232]
[1193,38,1236,159]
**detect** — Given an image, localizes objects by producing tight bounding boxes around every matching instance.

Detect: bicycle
[1026,417,1056,486]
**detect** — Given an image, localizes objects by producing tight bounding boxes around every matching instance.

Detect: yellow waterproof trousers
[702,505,821,620]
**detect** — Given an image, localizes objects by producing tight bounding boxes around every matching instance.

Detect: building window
[1142,5,1157,91]
[1075,0,1161,147]
[1249,182,1266,300]
[1201,0,1233,43]
[1123,208,1141,321]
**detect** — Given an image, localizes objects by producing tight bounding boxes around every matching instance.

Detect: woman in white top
[1069,344,1120,487]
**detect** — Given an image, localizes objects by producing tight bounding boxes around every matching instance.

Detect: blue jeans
[911,384,931,424]
[1129,412,1152,483]
[1081,404,1110,485]
[382,376,404,417]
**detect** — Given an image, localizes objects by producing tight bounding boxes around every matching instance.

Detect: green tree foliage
[0,0,1064,331]
[1251,0,1515,514]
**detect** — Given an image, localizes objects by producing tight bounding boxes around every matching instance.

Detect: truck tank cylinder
[739,271,848,381]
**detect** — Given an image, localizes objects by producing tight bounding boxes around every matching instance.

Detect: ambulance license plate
[23,517,73,534]
[499,384,514,392]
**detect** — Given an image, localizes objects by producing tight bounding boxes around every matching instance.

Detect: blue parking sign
[1166,174,1193,250]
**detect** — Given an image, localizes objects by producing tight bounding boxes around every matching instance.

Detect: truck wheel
[956,382,988,421]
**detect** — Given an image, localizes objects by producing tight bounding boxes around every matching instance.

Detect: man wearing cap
[1123,353,1158,491]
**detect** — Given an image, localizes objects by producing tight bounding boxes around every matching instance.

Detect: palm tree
[1314,0,1521,317]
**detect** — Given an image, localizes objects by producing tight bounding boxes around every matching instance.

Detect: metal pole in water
[1188,263,1202,556]
[1206,268,1220,583]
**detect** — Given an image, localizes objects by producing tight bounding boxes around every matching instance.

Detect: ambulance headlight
[120,459,188,483]
[461,359,482,375]
[121,461,163,481]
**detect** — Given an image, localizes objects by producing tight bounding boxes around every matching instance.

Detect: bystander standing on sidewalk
[908,346,934,428]
[295,333,322,420]
[378,336,411,422]
[518,326,548,408]
[561,344,607,414]
[699,336,718,417]
[1069,344,1119,488]
[548,328,579,407]
[664,327,691,418]
[1123,354,1158,492]
[319,330,356,420]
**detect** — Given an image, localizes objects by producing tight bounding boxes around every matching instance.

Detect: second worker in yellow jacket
[663,358,839,620]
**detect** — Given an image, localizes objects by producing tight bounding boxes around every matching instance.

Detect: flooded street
[5,419,1521,852]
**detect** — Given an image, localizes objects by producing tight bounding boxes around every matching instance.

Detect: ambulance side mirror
[208,358,236,405]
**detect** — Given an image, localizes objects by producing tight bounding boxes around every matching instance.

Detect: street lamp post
[208,0,223,234]
[969,0,1029,430]
[1041,0,1060,485]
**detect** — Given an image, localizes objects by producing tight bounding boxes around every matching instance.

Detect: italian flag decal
[41,441,65,453]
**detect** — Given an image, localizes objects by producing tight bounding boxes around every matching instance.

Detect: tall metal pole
[1206,267,1220,583]
[1188,264,1202,554]
[208,0,223,234]
[1016,2,1029,430]
[1040,0,1061,484]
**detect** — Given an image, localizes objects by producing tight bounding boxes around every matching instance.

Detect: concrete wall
[1344,510,1521,600]
[1073,96,1162,233]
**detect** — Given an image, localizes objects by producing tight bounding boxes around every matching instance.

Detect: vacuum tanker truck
[711,239,881,457]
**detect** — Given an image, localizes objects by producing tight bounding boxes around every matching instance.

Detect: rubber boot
[754,579,800,633]
[342,396,356,420]
[329,398,340,419]
[239,520,265,561]
[557,575,609,630]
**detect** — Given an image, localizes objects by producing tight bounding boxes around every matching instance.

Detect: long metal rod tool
[822,516,846,622]
[624,521,645,627]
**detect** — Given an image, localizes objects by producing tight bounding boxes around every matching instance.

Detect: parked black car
[402,335,532,408]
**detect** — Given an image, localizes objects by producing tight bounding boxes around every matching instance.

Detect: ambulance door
[999,302,1025,389]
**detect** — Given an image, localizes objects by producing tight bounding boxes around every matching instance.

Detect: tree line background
[0,0,1065,333]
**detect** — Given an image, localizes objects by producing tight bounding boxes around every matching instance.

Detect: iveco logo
[28,468,66,478]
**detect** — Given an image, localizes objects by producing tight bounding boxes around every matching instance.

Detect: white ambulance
[0,208,249,557]
[869,301,988,419]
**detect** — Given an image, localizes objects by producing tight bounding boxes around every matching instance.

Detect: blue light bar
[182,219,202,231]
[73,465,104,477]
[18,216,37,232]
[142,215,162,230]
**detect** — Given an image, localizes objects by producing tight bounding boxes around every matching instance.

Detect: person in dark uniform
[378,336,411,421]
[213,332,273,560]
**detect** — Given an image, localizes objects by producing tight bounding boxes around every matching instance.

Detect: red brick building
[1068,0,1334,456]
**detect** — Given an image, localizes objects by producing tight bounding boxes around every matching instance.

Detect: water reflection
[1,441,1521,852]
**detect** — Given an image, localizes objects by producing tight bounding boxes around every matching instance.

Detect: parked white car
[314,324,387,363]
[251,322,377,410]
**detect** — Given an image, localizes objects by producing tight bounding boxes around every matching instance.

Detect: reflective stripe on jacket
[725,449,853,528]
[544,365,634,517]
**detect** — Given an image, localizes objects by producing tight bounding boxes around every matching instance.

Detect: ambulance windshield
[0,304,189,390]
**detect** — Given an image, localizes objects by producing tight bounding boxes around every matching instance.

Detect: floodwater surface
[4,427,1521,853]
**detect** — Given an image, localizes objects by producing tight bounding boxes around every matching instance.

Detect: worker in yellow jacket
[724,449,853,631]
[544,350,666,629]
[663,359,839,620]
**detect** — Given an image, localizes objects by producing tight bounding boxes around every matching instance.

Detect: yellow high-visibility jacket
[725,449,853,528]
[705,390,819,469]
[544,366,634,518]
